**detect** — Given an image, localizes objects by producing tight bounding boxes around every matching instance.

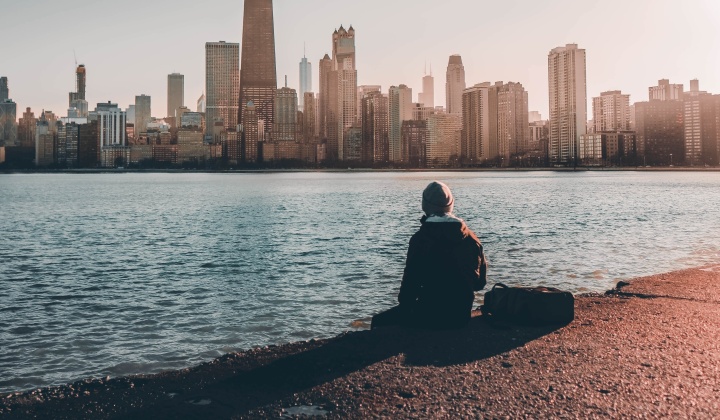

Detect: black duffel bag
[481,283,574,326]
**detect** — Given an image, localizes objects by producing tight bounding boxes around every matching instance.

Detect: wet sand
[2,265,719,419]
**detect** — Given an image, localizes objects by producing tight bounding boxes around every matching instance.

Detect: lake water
[1,171,719,393]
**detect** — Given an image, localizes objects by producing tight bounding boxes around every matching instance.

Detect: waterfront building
[388,84,413,162]
[418,66,435,108]
[206,41,240,137]
[593,91,631,132]
[634,100,684,166]
[57,123,80,168]
[0,99,17,147]
[446,55,466,115]
[548,44,587,165]
[35,120,56,167]
[167,73,184,121]
[77,120,99,168]
[579,133,603,165]
[92,102,129,167]
[427,113,461,166]
[177,129,206,164]
[18,108,36,148]
[361,91,389,164]
[461,83,495,164]
[0,77,17,146]
[683,80,720,166]
[134,95,151,136]
[344,126,362,161]
[299,54,311,111]
[239,0,277,148]
[497,82,529,161]
[402,119,428,167]
[302,92,318,143]
[274,85,298,142]
[650,79,684,101]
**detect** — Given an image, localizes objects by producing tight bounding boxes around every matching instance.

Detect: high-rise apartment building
[427,113,461,166]
[241,101,259,163]
[418,66,435,108]
[548,44,587,164]
[388,84,413,162]
[497,82,529,160]
[361,91,388,164]
[299,54,311,111]
[446,55,466,115]
[683,80,720,166]
[167,73,184,119]
[134,95,151,135]
[650,79,684,101]
[592,91,631,132]
[462,83,496,163]
[402,120,428,167]
[239,0,277,147]
[634,100,684,166]
[35,119,56,167]
[357,85,381,125]
[302,92,317,143]
[274,86,298,142]
[206,41,240,137]
[318,54,333,141]
[18,108,36,148]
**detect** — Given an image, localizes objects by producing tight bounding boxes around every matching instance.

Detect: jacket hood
[419,214,472,245]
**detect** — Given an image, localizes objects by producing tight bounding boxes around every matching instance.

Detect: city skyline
[2,0,719,119]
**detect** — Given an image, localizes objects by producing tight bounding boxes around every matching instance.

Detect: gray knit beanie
[422,181,454,216]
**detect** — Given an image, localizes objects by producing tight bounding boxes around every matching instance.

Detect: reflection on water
[0,171,719,392]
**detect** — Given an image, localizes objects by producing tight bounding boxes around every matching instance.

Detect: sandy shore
[2,265,720,419]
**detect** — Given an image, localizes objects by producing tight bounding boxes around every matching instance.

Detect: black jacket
[398,214,487,324]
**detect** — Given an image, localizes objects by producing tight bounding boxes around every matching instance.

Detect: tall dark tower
[76,65,86,100]
[239,0,277,143]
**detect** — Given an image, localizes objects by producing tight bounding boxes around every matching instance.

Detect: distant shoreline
[3,167,720,175]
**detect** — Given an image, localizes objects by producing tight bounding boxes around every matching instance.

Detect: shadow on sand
[130,315,565,418]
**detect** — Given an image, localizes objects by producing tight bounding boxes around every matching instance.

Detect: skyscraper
[496,82,529,160]
[302,92,317,143]
[68,65,89,118]
[462,83,496,163]
[357,85,381,125]
[197,93,206,113]
[0,77,17,146]
[592,91,631,133]
[388,84,413,162]
[167,73,184,119]
[0,77,8,101]
[134,95,151,136]
[418,65,435,108]
[239,0,277,146]
[446,55,466,115]
[325,25,358,161]
[206,41,240,137]
[361,91,389,164]
[427,113,461,166]
[649,79,684,101]
[683,80,719,166]
[299,53,311,112]
[548,44,587,165]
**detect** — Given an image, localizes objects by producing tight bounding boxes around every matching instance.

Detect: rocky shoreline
[2,265,720,419]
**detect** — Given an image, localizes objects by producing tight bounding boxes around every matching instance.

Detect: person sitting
[371,181,488,329]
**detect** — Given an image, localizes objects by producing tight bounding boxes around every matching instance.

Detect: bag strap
[492,283,509,291]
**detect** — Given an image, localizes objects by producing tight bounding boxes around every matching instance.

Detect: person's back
[372,181,487,329]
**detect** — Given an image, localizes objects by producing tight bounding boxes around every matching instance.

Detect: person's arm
[398,234,421,305]
[475,242,487,291]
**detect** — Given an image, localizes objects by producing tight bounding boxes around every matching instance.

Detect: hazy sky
[2,0,719,119]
